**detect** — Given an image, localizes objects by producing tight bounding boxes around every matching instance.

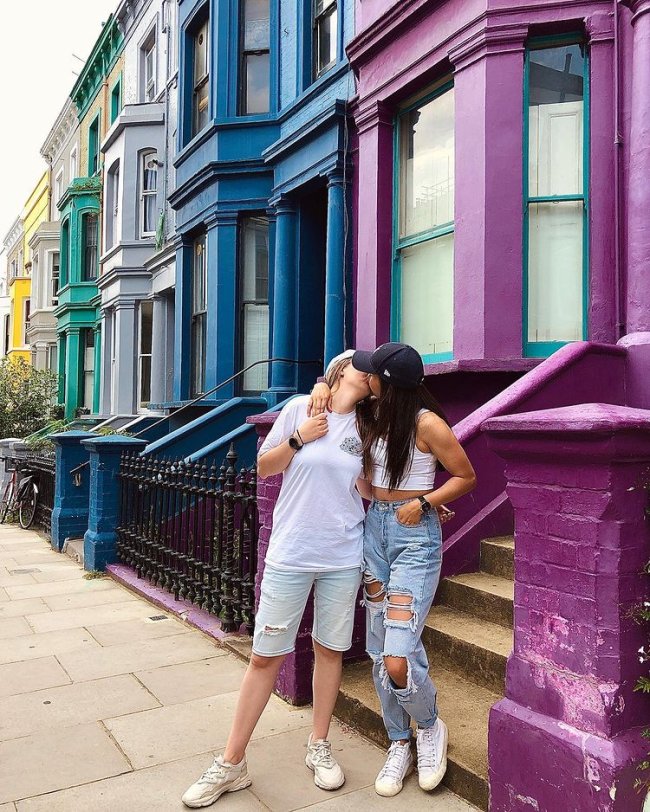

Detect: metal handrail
[67,356,321,476]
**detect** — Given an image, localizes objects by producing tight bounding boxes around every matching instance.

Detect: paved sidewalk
[0,524,475,811]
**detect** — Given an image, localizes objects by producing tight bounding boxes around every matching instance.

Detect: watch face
[289,437,300,450]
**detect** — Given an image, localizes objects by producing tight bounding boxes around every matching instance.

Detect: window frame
[139,151,158,239]
[54,168,64,219]
[190,234,208,397]
[391,79,455,364]
[110,76,122,123]
[141,26,157,102]
[70,145,78,182]
[312,0,338,80]
[81,212,99,281]
[106,161,120,250]
[239,0,271,116]
[49,251,60,307]
[23,298,31,346]
[137,299,154,410]
[238,215,270,395]
[191,18,210,138]
[522,34,590,358]
[87,113,101,176]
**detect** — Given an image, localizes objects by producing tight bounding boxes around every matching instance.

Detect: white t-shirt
[258,396,365,571]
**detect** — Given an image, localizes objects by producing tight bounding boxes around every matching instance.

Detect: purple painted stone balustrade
[247,411,365,705]
[483,404,650,811]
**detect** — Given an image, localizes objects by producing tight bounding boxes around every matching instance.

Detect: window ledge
[423,358,543,376]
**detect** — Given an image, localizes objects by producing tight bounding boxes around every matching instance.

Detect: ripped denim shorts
[252,563,362,657]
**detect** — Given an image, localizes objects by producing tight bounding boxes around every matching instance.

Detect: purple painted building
[341,1,650,809]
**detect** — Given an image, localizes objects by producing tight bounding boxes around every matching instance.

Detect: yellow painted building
[79,54,124,178]
[6,172,49,362]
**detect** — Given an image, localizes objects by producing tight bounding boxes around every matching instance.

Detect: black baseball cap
[352,343,424,389]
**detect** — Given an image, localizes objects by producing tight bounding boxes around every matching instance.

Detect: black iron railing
[27,454,56,535]
[116,444,258,634]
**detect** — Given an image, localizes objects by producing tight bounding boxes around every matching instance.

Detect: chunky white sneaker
[416,718,448,791]
[181,754,252,808]
[374,741,414,797]
[305,734,345,790]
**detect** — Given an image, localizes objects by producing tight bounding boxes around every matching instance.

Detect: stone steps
[335,659,500,811]
[336,535,515,811]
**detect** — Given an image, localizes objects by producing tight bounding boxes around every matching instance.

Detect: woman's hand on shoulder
[298,413,328,443]
[307,382,332,416]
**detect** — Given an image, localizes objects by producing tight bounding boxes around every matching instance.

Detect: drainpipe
[161,0,173,245]
[613,0,625,338]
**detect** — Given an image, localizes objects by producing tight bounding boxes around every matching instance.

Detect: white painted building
[33,99,80,371]
[98,0,178,417]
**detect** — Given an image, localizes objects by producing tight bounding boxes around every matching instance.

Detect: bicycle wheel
[19,483,38,529]
[0,479,15,524]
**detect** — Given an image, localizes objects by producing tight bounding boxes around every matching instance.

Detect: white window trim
[69,145,78,183]
[137,300,153,411]
[139,151,158,238]
[140,20,158,103]
[54,168,64,220]
[48,250,60,308]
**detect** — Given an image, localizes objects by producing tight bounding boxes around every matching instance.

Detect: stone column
[150,295,167,406]
[324,170,347,364]
[450,26,526,359]
[64,328,81,420]
[50,431,94,551]
[267,197,298,403]
[112,301,136,415]
[82,435,147,571]
[484,404,650,811]
[205,212,238,398]
[586,13,617,342]
[92,324,101,415]
[353,101,393,349]
[624,0,650,332]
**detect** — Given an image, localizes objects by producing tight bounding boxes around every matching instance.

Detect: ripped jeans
[363,498,443,742]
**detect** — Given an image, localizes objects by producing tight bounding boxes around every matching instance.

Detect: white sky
[0,0,118,250]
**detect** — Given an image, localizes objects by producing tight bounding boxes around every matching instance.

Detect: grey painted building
[98,0,177,416]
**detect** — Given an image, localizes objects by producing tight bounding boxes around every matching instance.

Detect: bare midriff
[372,486,433,502]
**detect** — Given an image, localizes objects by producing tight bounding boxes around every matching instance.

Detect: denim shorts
[252,563,362,657]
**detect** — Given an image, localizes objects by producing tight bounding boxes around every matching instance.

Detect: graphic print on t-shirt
[340,436,363,456]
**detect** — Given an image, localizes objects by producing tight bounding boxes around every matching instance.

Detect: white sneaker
[374,741,414,797]
[181,754,252,808]
[305,734,345,790]
[416,719,448,791]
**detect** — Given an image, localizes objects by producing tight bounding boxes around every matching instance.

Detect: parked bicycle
[0,459,39,529]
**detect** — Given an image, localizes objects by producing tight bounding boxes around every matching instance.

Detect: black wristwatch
[288,432,303,452]
[418,496,432,514]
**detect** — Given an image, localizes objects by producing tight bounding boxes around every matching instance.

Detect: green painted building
[55,16,123,419]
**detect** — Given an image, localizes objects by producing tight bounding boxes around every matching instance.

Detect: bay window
[50,252,60,307]
[82,329,95,409]
[239,217,269,393]
[81,213,99,281]
[394,83,454,361]
[138,300,153,409]
[190,235,207,396]
[525,39,587,354]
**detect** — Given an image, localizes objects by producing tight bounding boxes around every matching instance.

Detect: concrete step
[336,659,500,811]
[423,605,512,693]
[479,535,514,580]
[437,572,513,628]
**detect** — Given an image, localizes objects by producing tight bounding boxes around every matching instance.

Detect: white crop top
[371,410,437,491]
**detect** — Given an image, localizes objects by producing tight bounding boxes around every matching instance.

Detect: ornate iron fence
[116,444,258,634]
[27,454,56,535]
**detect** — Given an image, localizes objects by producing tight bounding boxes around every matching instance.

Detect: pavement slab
[5,577,116,601]
[0,597,50,618]
[42,586,140,611]
[104,692,312,769]
[0,627,100,665]
[135,655,247,705]
[0,656,71,698]
[0,616,32,639]
[14,754,266,812]
[25,600,161,633]
[0,673,161,741]
[0,722,131,804]
[85,614,192,647]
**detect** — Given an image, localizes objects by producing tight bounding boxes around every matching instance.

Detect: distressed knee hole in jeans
[384,590,418,631]
[379,654,419,695]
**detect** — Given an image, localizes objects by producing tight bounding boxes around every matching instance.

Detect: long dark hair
[361,382,449,491]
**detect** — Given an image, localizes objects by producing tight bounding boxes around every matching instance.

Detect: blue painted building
[167,0,355,442]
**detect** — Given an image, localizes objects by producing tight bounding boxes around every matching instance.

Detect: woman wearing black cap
[310,343,476,798]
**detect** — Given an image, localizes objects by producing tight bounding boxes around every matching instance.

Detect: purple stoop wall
[484,404,650,812]
[439,342,627,579]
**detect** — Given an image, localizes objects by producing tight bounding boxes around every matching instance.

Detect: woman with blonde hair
[182,351,372,808]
